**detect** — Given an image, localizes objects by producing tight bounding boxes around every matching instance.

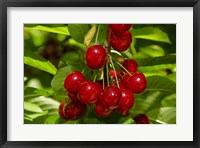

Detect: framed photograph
[0,0,199,147]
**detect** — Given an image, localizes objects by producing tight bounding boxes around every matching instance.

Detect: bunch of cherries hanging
[59,24,149,123]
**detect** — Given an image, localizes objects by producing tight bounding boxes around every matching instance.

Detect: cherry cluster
[58,24,148,123]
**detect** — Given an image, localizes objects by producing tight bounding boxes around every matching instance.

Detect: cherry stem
[106,63,110,86]
[109,55,119,88]
[114,60,132,76]
[93,74,97,82]
[102,67,105,89]
[95,25,101,45]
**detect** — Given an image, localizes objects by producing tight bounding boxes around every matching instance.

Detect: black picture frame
[0,0,199,147]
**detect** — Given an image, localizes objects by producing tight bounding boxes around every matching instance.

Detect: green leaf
[24,111,48,119]
[121,118,135,124]
[51,65,83,92]
[139,64,175,73]
[59,51,80,66]
[167,73,176,82]
[24,49,57,75]
[161,93,176,107]
[24,87,53,100]
[25,24,70,35]
[45,115,60,124]
[132,27,172,44]
[28,96,60,115]
[136,45,165,58]
[137,54,176,66]
[147,107,176,124]
[68,24,89,43]
[131,91,163,114]
[137,54,176,72]
[146,76,176,94]
[24,101,43,113]
[84,25,96,47]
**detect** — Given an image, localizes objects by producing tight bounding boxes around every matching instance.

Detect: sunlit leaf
[132,27,172,44]
[147,107,176,124]
[24,87,53,100]
[28,96,60,115]
[24,101,43,113]
[25,24,70,35]
[24,111,48,119]
[24,49,57,75]
[84,25,97,47]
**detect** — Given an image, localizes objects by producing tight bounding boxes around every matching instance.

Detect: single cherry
[100,85,121,109]
[123,59,138,73]
[127,72,147,94]
[85,45,107,69]
[117,89,135,111]
[110,31,132,52]
[110,24,132,34]
[134,114,150,124]
[65,101,86,120]
[58,100,68,120]
[95,102,112,117]
[78,81,101,104]
[64,71,86,94]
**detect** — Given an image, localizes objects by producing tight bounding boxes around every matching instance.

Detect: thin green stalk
[106,64,110,86]
[95,25,101,45]
[114,60,132,76]
[109,55,119,88]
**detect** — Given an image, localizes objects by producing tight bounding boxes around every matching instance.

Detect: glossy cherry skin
[58,100,68,119]
[64,71,86,94]
[134,114,150,124]
[127,72,147,94]
[65,101,86,120]
[78,81,101,104]
[100,85,121,109]
[95,102,112,117]
[110,24,132,34]
[85,45,107,69]
[117,89,135,111]
[122,72,134,88]
[110,31,132,52]
[123,59,138,73]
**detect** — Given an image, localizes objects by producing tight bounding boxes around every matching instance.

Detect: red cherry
[110,24,132,34]
[67,92,78,103]
[117,89,135,111]
[100,85,121,109]
[122,72,134,87]
[85,45,107,69]
[58,100,68,119]
[127,72,147,94]
[65,102,86,120]
[134,114,150,124]
[64,71,86,94]
[95,102,112,117]
[110,31,132,52]
[78,81,101,104]
[123,59,138,73]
